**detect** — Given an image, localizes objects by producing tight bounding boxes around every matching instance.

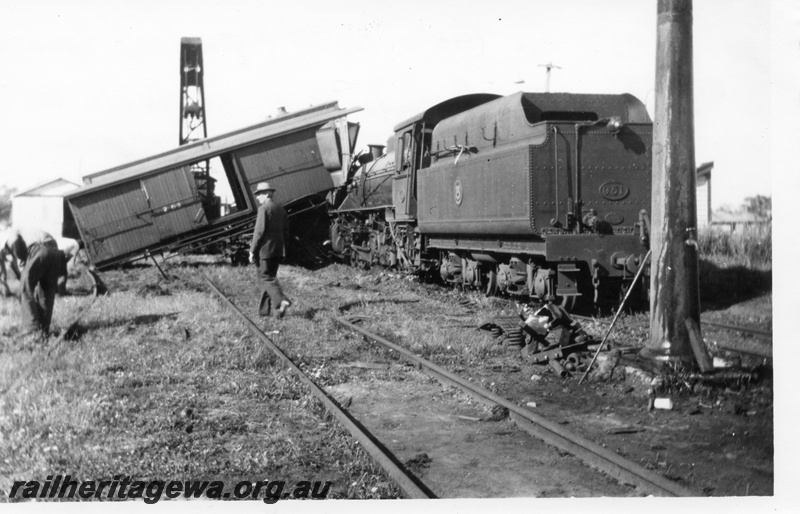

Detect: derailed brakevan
[63,101,361,269]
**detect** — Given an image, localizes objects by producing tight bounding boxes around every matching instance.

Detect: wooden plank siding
[232,126,334,206]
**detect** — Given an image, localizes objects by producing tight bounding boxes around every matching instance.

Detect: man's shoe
[276,300,291,319]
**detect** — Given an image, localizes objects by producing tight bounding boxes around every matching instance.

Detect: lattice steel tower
[179,37,218,217]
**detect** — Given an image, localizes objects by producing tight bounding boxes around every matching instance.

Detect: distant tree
[0,186,15,227]
[744,195,772,220]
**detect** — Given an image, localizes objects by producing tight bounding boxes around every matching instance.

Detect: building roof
[712,210,769,224]
[13,177,80,197]
[697,161,714,179]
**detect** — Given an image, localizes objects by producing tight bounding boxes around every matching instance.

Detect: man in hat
[249,182,291,318]
[2,228,60,337]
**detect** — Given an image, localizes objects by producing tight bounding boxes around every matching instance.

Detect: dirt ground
[290,262,775,498]
[328,375,635,498]
[0,256,776,505]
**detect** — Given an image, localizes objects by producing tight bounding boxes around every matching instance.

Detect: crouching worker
[249,182,291,319]
[3,229,60,337]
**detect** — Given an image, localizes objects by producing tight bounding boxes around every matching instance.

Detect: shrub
[698,223,771,270]
[0,186,15,227]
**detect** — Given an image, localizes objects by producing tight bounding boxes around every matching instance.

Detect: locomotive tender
[332,91,652,309]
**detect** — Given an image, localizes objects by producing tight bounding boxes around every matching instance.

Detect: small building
[11,178,80,238]
[696,161,713,229]
[710,210,770,232]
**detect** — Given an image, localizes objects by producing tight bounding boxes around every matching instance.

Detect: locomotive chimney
[641,0,709,368]
[368,144,385,160]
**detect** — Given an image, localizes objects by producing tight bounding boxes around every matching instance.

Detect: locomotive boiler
[331,91,652,310]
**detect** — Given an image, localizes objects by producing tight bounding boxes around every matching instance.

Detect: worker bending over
[2,228,60,337]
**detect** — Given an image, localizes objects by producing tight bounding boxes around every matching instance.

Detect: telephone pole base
[639,344,697,369]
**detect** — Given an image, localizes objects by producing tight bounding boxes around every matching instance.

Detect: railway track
[570,313,772,359]
[200,274,435,499]
[198,272,695,498]
[579,315,770,340]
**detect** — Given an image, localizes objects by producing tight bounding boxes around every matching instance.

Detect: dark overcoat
[249,198,288,259]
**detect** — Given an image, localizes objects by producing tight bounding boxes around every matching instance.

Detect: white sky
[0,0,797,211]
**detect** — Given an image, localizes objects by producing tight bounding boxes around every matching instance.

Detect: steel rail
[199,274,436,499]
[700,320,772,339]
[571,314,772,340]
[333,316,696,497]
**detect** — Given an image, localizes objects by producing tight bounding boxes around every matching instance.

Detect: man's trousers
[257,257,288,317]
[21,243,60,333]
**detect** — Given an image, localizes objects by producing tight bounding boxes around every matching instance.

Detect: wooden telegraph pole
[640,0,707,367]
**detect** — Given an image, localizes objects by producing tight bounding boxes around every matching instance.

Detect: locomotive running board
[425,236,546,255]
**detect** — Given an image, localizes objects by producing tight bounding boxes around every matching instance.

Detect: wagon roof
[67,101,362,198]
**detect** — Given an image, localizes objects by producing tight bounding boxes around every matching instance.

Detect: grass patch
[0,263,402,502]
[698,224,772,270]
[697,225,772,307]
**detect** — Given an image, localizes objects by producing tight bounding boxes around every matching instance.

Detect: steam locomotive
[330,91,652,310]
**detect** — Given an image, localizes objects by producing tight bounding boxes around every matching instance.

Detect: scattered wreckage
[479,301,764,398]
[481,303,606,379]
